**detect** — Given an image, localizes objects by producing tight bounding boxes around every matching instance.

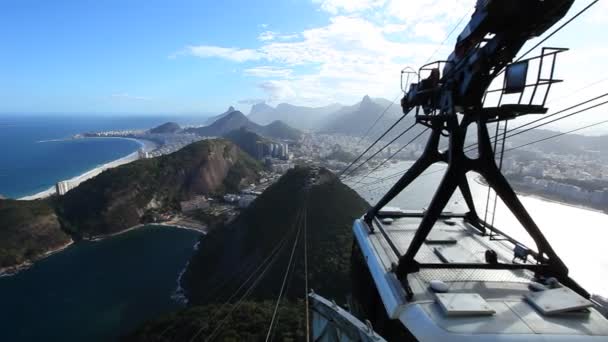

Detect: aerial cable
[303,204,310,342]
[351,127,429,186]
[506,95,608,138]
[504,118,608,153]
[355,93,402,147]
[364,167,447,193]
[364,117,608,194]
[201,235,289,342]
[547,76,608,107]
[264,214,303,342]
[463,93,608,153]
[191,212,301,342]
[423,9,472,65]
[353,168,410,189]
[340,9,473,179]
[339,114,410,177]
[513,0,600,64]
[342,123,417,178]
[161,235,290,341]
[490,121,508,228]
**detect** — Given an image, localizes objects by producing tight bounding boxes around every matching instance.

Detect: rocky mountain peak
[361,95,372,106]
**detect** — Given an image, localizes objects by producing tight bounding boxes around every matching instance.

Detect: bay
[0,226,201,342]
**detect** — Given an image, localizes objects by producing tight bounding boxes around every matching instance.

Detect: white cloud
[238,98,266,105]
[180,45,263,62]
[176,15,440,104]
[257,31,299,42]
[165,0,607,133]
[258,80,296,101]
[413,22,447,42]
[258,31,276,41]
[244,66,293,78]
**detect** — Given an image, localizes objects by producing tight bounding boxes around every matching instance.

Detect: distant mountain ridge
[149,122,181,134]
[244,96,407,136]
[204,106,237,126]
[320,95,409,136]
[188,110,302,141]
[248,102,342,130]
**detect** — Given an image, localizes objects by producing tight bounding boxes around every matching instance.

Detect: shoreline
[0,240,75,277]
[18,137,158,201]
[0,221,205,278]
[472,175,606,214]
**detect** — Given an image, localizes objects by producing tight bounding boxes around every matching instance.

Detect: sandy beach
[18,137,158,201]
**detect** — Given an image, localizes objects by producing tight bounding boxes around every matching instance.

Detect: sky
[0,0,607,132]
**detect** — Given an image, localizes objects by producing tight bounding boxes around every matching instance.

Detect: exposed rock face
[57,139,260,238]
[0,139,261,270]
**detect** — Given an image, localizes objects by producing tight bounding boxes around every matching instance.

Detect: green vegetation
[149,122,181,134]
[128,166,369,340]
[0,139,261,267]
[125,300,305,342]
[57,139,260,238]
[263,120,302,141]
[223,128,268,160]
[0,199,70,269]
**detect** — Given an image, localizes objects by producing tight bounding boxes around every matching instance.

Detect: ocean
[0,113,212,342]
[0,226,201,342]
[1,115,607,340]
[0,113,208,198]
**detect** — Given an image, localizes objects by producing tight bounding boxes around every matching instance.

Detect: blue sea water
[0,113,208,198]
[0,226,201,342]
[0,113,212,341]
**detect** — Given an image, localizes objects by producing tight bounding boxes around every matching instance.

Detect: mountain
[505,128,608,158]
[149,122,181,134]
[127,166,370,340]
[247,103,276,124]
[57,139,260,238]
[262,120,302,140]
[204,106,237,126]
[248,102,342,130]
[223,128,269,160]
[0,199,71,271]
[188,110,302,141]
[0,139,261,268]
[320,95,409,136]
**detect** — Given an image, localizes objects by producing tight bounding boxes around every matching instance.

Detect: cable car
[313,0,608,340]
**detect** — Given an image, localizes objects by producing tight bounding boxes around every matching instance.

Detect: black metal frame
[363,49,589,298]
[484,47,568,109]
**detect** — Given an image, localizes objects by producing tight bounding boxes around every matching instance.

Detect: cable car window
[504,61,528,94]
